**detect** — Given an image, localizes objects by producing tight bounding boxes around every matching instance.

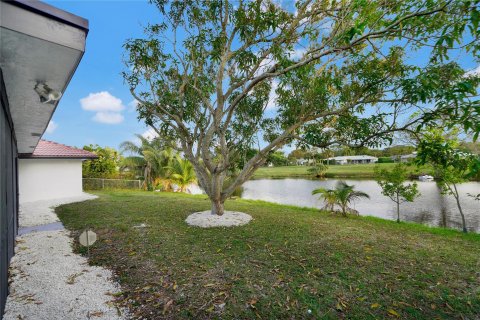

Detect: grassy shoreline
[57,191,480,319]
[253,163,433,179]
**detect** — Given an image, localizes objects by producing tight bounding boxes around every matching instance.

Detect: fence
[83,178,142,190]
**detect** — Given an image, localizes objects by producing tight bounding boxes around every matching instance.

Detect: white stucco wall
[18,159,84,203]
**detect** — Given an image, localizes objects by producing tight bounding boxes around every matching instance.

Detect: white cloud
[142,127,158,141]
[465,65,480,77]
[127,99,140,113]
[80,91,125,112]
[128,99,139,109]
[45,120,58,134]
[93,112,124,124]
[266,80,279,111]
[290,47,307,60]
[81,91,125,124]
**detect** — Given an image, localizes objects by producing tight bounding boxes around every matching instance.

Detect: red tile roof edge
[19,140,98,159]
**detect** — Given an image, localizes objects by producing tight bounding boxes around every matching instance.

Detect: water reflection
[241,178,480,232]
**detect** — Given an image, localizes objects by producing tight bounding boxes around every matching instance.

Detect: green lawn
[253,163,433,179]
[57,191,480,319]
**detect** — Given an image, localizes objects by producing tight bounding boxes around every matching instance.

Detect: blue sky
[42,1,479,152]
[43,0,158,149]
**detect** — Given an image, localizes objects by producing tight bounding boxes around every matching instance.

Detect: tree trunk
[452,183,467,233]
[341,205,347,217]
[211,198,225,216]
[396,193,400,223]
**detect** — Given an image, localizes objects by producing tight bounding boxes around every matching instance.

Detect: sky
[43,0,159,149]
[42,0,480,153]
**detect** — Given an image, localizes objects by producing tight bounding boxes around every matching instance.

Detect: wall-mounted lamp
[34,83,62,104]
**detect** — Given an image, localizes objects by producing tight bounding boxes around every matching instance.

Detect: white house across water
[325,155,378,165]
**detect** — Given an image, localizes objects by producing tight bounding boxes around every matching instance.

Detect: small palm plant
[312,181,369,217]
[312,188,336,211]
[169,156,197,192]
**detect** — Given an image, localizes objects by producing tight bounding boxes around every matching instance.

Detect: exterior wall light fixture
[34,83,62,104]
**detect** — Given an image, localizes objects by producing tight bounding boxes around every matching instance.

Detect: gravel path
[3,194,128,320]
[19,194,98,227]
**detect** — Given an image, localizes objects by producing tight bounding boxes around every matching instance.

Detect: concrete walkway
[3,194,128,320]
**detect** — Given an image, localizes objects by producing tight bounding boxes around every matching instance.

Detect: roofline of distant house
[5,0,89,33]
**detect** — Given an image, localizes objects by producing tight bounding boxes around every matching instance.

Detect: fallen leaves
[247,298,258,309]
[163,299,174,314]
[336,297,348,311]
[88,311,104,317]
[56,191,480,319]
[387,309,400,317]
[66,272,84,285]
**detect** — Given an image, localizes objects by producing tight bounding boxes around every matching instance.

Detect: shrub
[377,157,394,163]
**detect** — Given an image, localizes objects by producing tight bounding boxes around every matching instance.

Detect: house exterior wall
[18,159,83,203]
[0,68,18,316]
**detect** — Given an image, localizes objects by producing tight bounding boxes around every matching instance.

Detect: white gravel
[3,194,127,320]
[19,193,98,227]
[185,210,252,228]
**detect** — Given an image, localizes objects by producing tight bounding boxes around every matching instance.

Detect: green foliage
[307,163,328,177]
[377,157,394,163]
[82,145,121,178]
[311,187,336,211]
[416,129,480,232]
[168,155,197,192]
[123,0,480,214]
[266,151,289,166]
[288,149,307,160]
[375,164,420,222]
[120,134,177,190]
[416,129,480,181]
[312,181,369,217]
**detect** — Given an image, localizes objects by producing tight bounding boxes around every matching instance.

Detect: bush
[307,163,328,177]
[377,157,394,163]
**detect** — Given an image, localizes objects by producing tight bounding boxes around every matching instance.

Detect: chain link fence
[83,178,142,190]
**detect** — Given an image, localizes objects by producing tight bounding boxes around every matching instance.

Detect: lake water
[241,178,480,232]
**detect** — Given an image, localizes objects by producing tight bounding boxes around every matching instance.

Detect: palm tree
[169,155,197,192]
[120,134,176,189]
[312,181,369,217]
[312,188,337,211]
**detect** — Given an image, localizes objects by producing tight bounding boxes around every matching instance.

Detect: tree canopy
[82,145,121,178]
[375,163,419,223]
[124,0,480,215]
[416,128,480,232]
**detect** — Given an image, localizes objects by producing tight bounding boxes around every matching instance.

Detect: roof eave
[5,0,89,33]
[18,154,98,160]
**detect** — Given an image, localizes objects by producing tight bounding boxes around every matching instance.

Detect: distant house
[296,158,315,166]
[18,140,97,203]
[296,158,307,165]
[325,155,378,165]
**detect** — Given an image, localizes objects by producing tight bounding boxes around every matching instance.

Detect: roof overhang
[0,0,88,154]
[19,156,97,160]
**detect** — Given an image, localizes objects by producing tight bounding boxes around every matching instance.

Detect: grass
[57,191,480,319]
[253,163,433,179]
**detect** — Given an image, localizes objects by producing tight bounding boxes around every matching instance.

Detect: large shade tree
[124,0,480,215]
